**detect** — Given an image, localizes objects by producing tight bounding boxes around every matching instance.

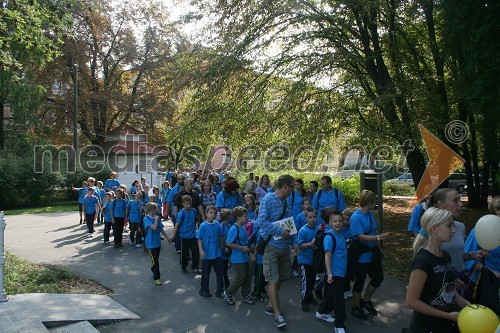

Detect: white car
[387,173,414,186]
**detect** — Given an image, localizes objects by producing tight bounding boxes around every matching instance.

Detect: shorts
[263,245,291,283]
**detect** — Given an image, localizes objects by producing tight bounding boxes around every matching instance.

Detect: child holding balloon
[406,207,470,333]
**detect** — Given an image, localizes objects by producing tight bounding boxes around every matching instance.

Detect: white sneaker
[135,244,142,248]
[315,311,335,323]
[344,290,353,298]
[334,328,345,333]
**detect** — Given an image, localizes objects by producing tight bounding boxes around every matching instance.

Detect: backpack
[244,221,254,238]
[312,231,336,274]
[224,225,240,257]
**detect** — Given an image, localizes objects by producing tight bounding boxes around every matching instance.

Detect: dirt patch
[376,197,490,282]
[59,277,113,295]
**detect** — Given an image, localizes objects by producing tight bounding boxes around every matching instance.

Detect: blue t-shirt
[83,196,98,214]
[226,224,249,264]
[216,190,242,210]
[312,188,347,223]
[111,198,127,218]
[325,231,348,277]
[297,224,318,265]
[408,203,425,233]
[127,200,142,223]
[341,227,351,240]
[167,184,182,204]
[212,184,221,194]
[220,222,231,260]
[143,215,164,249]
[256,193,297,249]
[295,212,307,230]
[98,189,106,202]
[104,179,121,191]
[350,209,377,263]
[102,201,112,222]
[286,190,304,220]
[161,188,170,203]
[177,208,197,239]
[251,223,263,264]
[196,221,222,260]
[464,228,500,282]
[247,209,256,222]
[77,187,88,204]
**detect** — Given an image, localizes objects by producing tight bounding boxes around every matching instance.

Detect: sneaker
[275,315,287,328]
[291,270,300,277]
[181,268,188,274]
[176,250,181,254]
[265,306,286,317]
[191,268,201,274]
[242,295,255,305]
[344,290,353,298]
[215,292,223,298]
[154,279,162,285]
[315,311,335,323]
[351,306,368,320]
[334,328,346,333]
[104,240,110,244]
[300,302,309,312]
[360,299,378,315]
[222,290,235,305]
[88,233,93,238]
[135,244,142,248]
[199,290,212,297]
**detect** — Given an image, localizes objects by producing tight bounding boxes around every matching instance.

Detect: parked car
[387,173,414,186]
[446,173,467,193]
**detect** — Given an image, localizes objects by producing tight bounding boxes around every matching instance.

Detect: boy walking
[222,206,256,306]
[297,207,319,311]
[197,205,224,297]
[143,202,168,285]
[316,210,348,333]
[168,195,200,273]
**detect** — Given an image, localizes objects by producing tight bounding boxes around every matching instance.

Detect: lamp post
[73,63,78,152]
[0,211,7,302]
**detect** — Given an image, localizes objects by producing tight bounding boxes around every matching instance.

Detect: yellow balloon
[458,304,499,333]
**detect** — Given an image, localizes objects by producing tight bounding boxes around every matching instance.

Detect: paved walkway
[3,212,412,332]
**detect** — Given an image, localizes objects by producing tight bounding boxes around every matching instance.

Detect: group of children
[72,173,361,333]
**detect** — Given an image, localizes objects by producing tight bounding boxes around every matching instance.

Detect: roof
[93,140,169,156]
[106,124,144,136]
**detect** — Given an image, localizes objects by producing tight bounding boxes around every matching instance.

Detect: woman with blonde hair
[406,207,470,333]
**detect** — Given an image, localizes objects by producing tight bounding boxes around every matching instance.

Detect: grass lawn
[3,201,78,215]
[4,250,111,296]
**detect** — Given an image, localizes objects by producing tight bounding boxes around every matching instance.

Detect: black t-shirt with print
[409,249,458,332]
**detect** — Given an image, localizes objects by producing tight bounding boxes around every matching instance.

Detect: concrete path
[3,212,413,332]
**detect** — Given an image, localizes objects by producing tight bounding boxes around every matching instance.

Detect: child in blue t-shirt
[222,206,256,306]
[316,210,348,332]
[82,187,99,237]
[127,192,143,248]
[297,207,318,311]
[110,188,127,248]
[101,192,113,243]
[342,209,354,299]
[219,208,232,290]
[197,205,223,297]
[251,209,268,302]
[169,195,200,274]
[72,180,88,225]
[96,181,106,225]
[143,202,168,285]
[160,181,170,220]
[292,197,313,277]
[244,194,257,221]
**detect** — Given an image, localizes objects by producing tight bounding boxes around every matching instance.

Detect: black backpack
[312,230,336,274]
[224,225,240,257]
